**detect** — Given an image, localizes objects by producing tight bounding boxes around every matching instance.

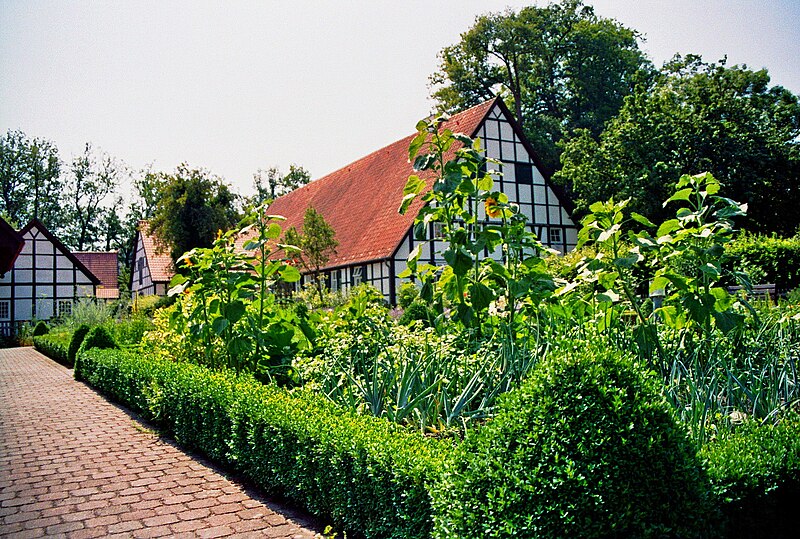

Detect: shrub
[33,332,71,365]
[725,233,800,294]
[32,321,49,336]
[431,345,712,539]
[701,417,800,539]
[75,348,448,538]
[67,324,91,366]
[398,300,434,327]
[75,327,118,378]
[397,282,419,309]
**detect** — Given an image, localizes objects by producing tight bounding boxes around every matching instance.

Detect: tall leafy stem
[399,114,554,334]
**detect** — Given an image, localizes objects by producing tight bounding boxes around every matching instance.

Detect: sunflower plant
[167,207,304,381]
[399,114,555,335]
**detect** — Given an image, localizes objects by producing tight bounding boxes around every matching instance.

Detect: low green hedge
[431,346,712,539]
[33,332,72,366]
[725,233,800,294]
[701,418,800,539]
[75,348,448,538]
[67,324,91,366]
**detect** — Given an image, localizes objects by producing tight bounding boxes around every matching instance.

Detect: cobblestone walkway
[0,347,322,538]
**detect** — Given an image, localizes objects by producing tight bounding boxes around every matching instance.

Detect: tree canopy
[0,130,62,231]
[249,164,311,206]
[148,164,241,263]
[283,206,338,300]
[431,0,650,175]
[62,143,125,251]
[556,56,800,235]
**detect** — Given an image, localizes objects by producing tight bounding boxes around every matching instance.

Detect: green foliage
[62,298,113,330]
[701,417,800,538]
[148,163,240,264]
[62,143,126,251]
[397,282,419,309]
[0,129,63,233]
[397,300,434,328]
[297,295,546,434]
[167,206,304,381]
[642,172,747,337]
[78,326,118,357]
[725,233,800,294]
[75,348,448,539]
[67,324,91,366]
[401,114,555,332]
[431,345,711,539]
[249,164,311,205]
[32,321,49,336]
[557,55,800,235]
[431,0,649,174]
[33,332,71,365]
[283,206,338,302]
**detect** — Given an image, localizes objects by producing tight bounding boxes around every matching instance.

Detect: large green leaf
[469,282,493,311]
[280,264,301,283]
[443,247,473,277]
[664,188,693,206]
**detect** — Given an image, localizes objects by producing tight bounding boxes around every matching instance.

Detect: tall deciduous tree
[149,163,240,263]
[0,130,63,231]
[556,55,800,234]
[431,0,649,174]
[283,206,338,301]
[63,143,125,251]
[250,164,311,206]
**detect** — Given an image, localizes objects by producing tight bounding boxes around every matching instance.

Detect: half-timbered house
[130,220,175,298]
[248,98,578,305]
[0,219,100,336]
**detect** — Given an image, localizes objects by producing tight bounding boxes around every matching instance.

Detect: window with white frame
[57,299,73,318]
[330,269,340,291]
[432,222,444,239]
[352,266,363,286]
[0,300,9,320]
[548,227,563,246]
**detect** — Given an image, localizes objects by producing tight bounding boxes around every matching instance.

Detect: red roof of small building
[240,99,496,269]
[138,221,175,283]
[74,251,118,289]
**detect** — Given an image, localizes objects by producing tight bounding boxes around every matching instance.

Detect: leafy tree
[431,0,649,174]
[556,56,800,234]
[249,164,311,205]
[0,129,63,230]
[63,143,126,251]
[283,206,338,301]
[148,163,240,264]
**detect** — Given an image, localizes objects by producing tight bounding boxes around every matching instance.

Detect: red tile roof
[74,251,118,289]
[241,99,496,269]
[138,221,175,283]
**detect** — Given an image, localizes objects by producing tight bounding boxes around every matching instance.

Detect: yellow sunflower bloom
[485,197,502,218]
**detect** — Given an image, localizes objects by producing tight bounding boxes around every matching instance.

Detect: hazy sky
[1,1,798,198]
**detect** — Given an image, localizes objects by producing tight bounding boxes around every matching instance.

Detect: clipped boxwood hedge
[33,332,72,366]
[725,233,800,294]
[431,346,713,539]
[75,348,448,538]
[701,418,800,539]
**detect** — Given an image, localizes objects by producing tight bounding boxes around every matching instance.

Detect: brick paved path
[0,347,322,538]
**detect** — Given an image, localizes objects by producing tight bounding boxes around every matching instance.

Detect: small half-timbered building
[0,219,100,335]
[248,98,578,305]
[130,221,175,298]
